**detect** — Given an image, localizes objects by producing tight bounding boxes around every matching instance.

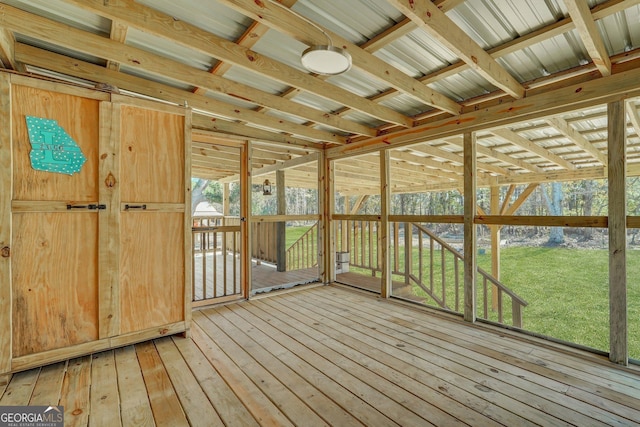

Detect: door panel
[118,104,187,333]
[119,212,184,334]
[120,105,185,203]
[12,212,99,357]
[11,85,100,201]
[10,84,101,357]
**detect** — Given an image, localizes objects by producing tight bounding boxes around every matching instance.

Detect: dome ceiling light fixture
[301,44,352,75]
[266,0,352,75]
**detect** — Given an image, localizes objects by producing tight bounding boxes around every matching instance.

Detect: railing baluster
[430,237,434,292]
[454,257,459,312]
[213,231,218,297]
[441,246,446,307]
[513,303,523,328]
[233,231,238,295]
[404,223,412,285]
[202,231,208,300]
[483,276,488,319]
[498,289,503,324]
[418,231,423,285]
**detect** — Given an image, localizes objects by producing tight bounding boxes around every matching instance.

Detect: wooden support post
[464,132,477,323]
[276,169,286,272]
[0,73,12,375]
[381,151,391,298]
[323,153,336,283]
[317,152,328,283]
[490,185,500,311]
[608,100,627,365]
[242,142,252,298]
[183,109,193,334]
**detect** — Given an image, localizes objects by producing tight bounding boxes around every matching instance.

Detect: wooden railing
[286,222,318,271]
[251,221,278,265]
[335,218,528,328]
[192,216,241,303]
[335,218,382,275]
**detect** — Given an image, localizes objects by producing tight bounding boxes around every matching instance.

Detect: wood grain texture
[136,341,189,427]
[119,105,184,203]
[2,286,640,426]
[11,85,100,201]
[99,102,120,339]
[119,212,184,334]
[608,100,627,365]
[380,150,391,298]
[183,111,192,332]
[12,212,99,357]
[0,368,39,406]
[89,351,122,427]
[463,132,477,323]
[58,356,92,427]
[0,73,12,374]
[114,346,155,427]
[29,361,66,406]
[154,337,224,427]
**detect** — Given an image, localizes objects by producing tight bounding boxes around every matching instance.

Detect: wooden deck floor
[2,285,640,426]
[193,252,319,300]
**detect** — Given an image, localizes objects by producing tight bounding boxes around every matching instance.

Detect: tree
[191,178,209,215]
[542,182,565,244]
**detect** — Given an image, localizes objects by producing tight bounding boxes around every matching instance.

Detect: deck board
[2,284,639,426]
[28,361,65,406]
[60,356,92,427]
[89,351,121,427]
[114,346,155,427]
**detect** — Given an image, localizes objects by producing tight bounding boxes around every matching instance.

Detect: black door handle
[67,204,107,210]
[125,204,147,210]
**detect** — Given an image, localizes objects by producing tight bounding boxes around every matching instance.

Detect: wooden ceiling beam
[191,115,320,149]
[61,0,414,127]
[14,43,327,148]
[546,117,608,166]
[354,0,635,109]
[387,0,525,99]
[0,29,17,70]
[328,62,640,159]
[220,153,319,183]
[10,27,365,140]
[626,101,640,140]
[388,150,464,178]
[407,144,510,175]
[563,0,612,77]
[217,0,462,116]
[443,137,544,173]
[106,20,128,71]
[490,128,576,171]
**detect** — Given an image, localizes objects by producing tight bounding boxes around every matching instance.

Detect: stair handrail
[412,223,528,327]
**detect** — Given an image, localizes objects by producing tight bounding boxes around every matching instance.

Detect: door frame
[190,135,250,306]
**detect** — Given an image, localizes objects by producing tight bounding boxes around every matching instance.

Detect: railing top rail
[478,267,528,306]
[291,222,318,243]
[413,223,464,259]
[192,225,241,232]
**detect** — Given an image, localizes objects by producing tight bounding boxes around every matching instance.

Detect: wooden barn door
[9,83,103,357]
[117,102,191,334]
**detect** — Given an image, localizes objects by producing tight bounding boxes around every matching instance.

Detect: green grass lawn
[477,247,640,359]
